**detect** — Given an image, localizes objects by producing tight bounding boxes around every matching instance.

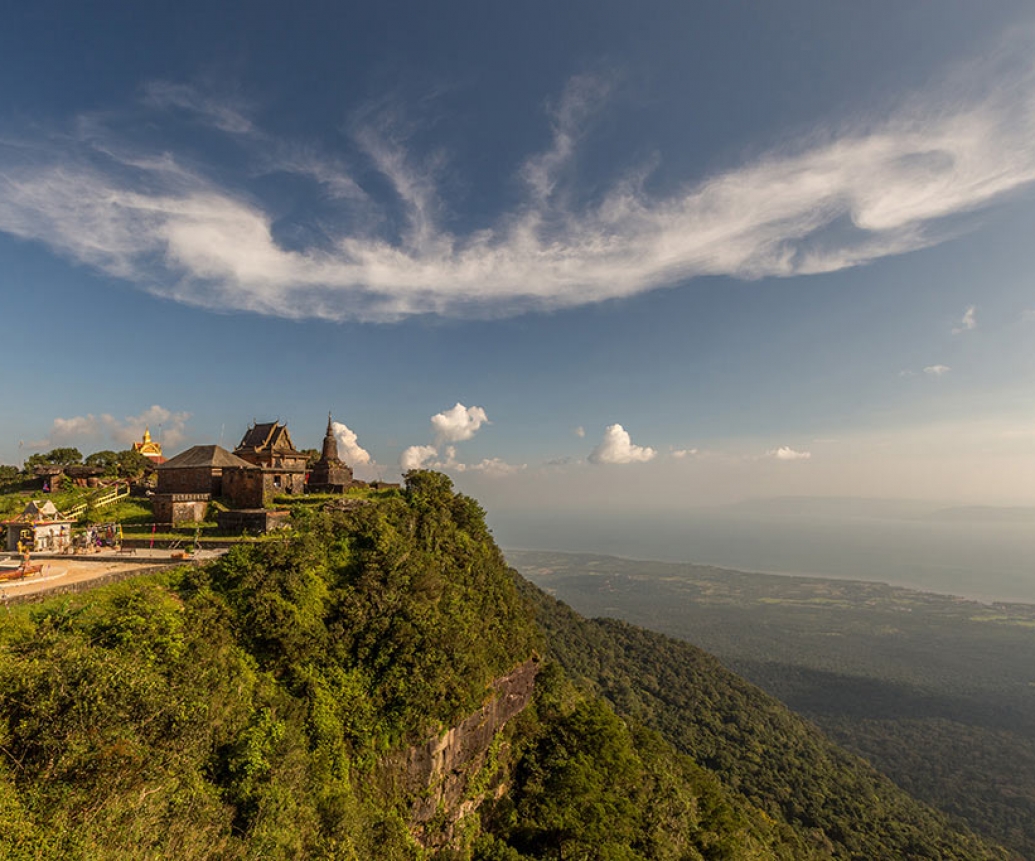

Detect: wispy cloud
[924,364,952,376]
[767,445,812,461]
[142,81,256,135]
[952,305,977,334]
[3,43,1035,322]
[671,447,698,459]
[589,423,656,465]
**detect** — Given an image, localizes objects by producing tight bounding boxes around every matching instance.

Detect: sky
[4,1,1035,519]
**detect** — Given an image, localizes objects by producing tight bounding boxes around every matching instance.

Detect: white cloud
[399,442,523,478]
[588,424,656,465]
[400,444,438,471]
[456,457,526,478]
[672,448,699,459]
[952,305,977,334]
[574,426,586,438]
[332,421,372,466]
[2,43,1035,321]
[43,405,190,451]
[768,445,812,461]
[924,364,952,376]
[430,403,489,443]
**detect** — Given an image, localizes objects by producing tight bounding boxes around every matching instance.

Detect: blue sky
[3,1,1035,513]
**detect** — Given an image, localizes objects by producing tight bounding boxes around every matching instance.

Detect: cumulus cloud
[332,421,372,466]
[952,305,977,334]
[2,42,1035,322]
[398,442,522,478]
[924,364,952,376]
[41,404,190,451]
[400,444,438,471]
[589,424,656,465]
[768,445,812,461]
[430,403,489,443]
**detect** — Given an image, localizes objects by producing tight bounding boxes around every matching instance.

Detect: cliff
[399,658,539,849]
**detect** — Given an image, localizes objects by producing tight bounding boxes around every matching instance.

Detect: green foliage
[510,550,1035,858]
[85,449,120,471]
[519,577,1008,860]
[481,664,808,861]
[0,483,1011,860]
[25,447,83,469]
[0,475,539,859]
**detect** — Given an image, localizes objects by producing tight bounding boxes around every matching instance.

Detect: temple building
[152,444,255,524]
[230,421,307,503]
[307,414,354,494]
[132,426,165,463]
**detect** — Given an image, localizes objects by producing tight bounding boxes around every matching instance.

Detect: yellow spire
[142,426,152,443]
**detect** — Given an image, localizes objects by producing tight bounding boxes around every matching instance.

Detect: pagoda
[132,427,165,463]
[307,414,354,493]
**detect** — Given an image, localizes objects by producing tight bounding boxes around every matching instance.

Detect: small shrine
[132,426,165,463]
[3,500,76,553]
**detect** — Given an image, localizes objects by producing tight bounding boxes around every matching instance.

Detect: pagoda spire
[321,412,340,462]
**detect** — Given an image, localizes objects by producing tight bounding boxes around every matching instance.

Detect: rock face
[401,657,539,849]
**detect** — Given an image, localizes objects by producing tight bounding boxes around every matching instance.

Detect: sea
[492,502,1035,605]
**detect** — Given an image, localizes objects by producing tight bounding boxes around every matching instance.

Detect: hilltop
[0,474,1010,859]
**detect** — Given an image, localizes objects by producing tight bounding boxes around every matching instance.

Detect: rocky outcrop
[400,657,539,849]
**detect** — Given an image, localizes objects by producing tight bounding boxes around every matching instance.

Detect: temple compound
[152,417,354,531]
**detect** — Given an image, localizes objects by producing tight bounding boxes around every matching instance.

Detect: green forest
[0,477,1012,859]
[509,550,1035,859]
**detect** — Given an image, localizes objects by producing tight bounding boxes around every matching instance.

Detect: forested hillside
[0,475,1011,859]
[509,549,1035,858]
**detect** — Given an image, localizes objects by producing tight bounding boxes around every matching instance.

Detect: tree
[24,448,83,470]
[299,448,321,469]
[115,449,153,479]
[85,450,120,473]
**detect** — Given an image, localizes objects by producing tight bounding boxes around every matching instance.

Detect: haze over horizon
[4,2,1035,518]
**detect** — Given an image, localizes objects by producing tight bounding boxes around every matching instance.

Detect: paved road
[0,547,227,601]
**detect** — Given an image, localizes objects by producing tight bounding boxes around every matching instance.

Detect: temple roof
[236,421,300,454]
[133,425,164,457]
[159,445,255,470]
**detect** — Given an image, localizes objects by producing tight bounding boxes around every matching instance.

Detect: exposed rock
[398,657,539,850]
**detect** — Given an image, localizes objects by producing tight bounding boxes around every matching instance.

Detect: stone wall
[157,467,222,496]
[152,494,209,525]
[223,466,265,509]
